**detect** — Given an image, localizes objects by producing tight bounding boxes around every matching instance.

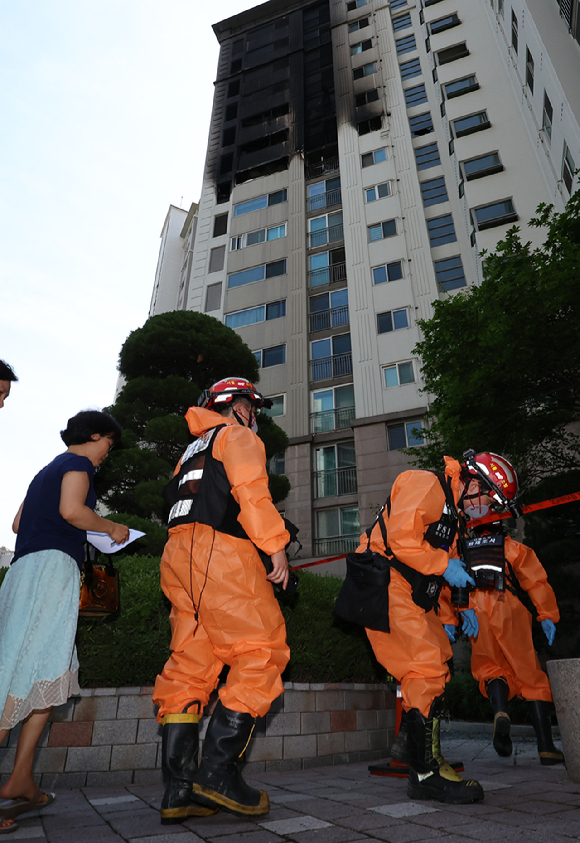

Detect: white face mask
[463,503,490,520]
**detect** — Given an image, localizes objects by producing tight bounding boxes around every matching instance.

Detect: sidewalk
[7,731,578,843]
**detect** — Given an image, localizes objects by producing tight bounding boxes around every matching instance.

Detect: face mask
[463,504,490,520]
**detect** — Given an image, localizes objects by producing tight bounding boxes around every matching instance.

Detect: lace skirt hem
[0,668,80,730]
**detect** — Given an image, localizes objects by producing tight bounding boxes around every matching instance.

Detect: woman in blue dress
[0,410,129,829]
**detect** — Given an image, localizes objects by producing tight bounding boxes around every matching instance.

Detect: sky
[0,0,260,549]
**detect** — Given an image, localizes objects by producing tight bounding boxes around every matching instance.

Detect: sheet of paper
[87,529,146,554]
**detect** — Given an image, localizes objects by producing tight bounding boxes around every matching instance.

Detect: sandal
[0,787,55,820]
[0,819,18,835]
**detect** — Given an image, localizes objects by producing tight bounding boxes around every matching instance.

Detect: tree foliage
[95,311,290,541]
[409,191,580,492]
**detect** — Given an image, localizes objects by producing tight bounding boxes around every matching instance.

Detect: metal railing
[310,352,352,382]
[309,304,349,333]
[308,262,347,288]
[314,466,358,499]
[308,222,344,248]
[310,406,355,434]
[307,188,342,212]
[313,534,360,556]
[306,157,340,180]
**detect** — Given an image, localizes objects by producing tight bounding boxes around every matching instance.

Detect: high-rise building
[151,0,579,560]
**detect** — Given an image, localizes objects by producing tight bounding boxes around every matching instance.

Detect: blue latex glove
[444,624,456,643]
[460,609,479,638]
[541,619,556,646]
[443,558,475,588]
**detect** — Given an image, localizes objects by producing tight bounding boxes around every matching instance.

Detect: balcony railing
[314,534,360,556]
[307,188,342,212]
[310,352,353,382]
[306,156,340,180]
[308,262,347,288]
[309,222,344,248]
[314,466,358,499]
[311,406,355,434]
[309,304,349,333]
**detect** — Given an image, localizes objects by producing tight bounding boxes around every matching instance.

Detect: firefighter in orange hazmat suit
[361,455,484,804]
[152,377,290,823]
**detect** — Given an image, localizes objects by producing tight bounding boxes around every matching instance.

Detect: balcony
[309,304,349,333]
[314,466,358,499]
[311,406,355,434]
[307,187,342,212]
[306,156,340,180]
[314,534,360,556]
[309,222,344,248]
[311,352,353,382]
[308,262,347,288]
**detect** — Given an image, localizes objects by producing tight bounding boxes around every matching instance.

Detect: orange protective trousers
[153,523,289,720]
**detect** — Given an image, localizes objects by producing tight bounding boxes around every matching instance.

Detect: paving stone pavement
[6,733,579,843]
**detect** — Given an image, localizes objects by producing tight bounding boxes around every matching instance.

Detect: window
[315,506,360,555]
[400,58,422,79]
[353,62,376,79]
[415,142,441,169]
[384,361,415,387]
[430,13,461,34]
[444,74,479,99]
[361,148,387,167]
[436,43,469,64]
[254,345,286,368]
[348,17,369,32]
[311,334,352,380]
[358,116,383,135]
[373,261,404,284]
[205,283,221,312]
[511,9,518,53]
[268,452,286,475]
[434,256,466,291]
[347,0,366,9]
[427,214,457,247]
[365,182,391,202]
[498,0,504,16]
[225,103,238,122]
[462,152,503,180]
[562,144,576,194]
[315,441,357,499]
[308,178,341,211]
[542,92,553,142]
[405,84,428,106]
[231,223,287,251]
[355,89,380,107]
[308,248,346,287]
[526,48,534,94]
[310,288,349,332]
[351,39,373,54]
[396,34,417,54]
[421,176,448,205]
[472,198,518,230]
[393,12,412,30]
[425,0,444,5]
[222,127,236,147]
[208,246,225,273]
[389,420,424,449]
[213,213,228,237]
[453,111,490,137]
[311,384,355,433]
[226,302,286,329]
[309,211,344,247]
[227,259,287,289]
[262,395,285,418]
[369,219,397,241]
[233,189,287,216]
[390,0,408,9]
[409,111,434,136]
[377,308,409,333]
[227,80,240,97]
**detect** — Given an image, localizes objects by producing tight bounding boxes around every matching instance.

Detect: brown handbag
[79,543,119,617]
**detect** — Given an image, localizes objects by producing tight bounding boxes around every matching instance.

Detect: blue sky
[0,0,257,548]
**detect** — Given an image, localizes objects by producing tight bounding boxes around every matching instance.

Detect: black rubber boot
[160,712,218,824]
[191,700,269,816]
[527,700,565,766]
[406,698,484,804]
[391,710,411,764]
[486,678,512,758]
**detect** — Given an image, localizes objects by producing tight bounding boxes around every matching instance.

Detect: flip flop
[0,819,18,835]
[0,788,55,820]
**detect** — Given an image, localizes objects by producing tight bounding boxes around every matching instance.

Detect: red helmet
[461,450,519,510]
[198,377,271,412]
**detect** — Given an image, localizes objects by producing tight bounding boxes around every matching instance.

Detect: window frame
[452,110,491,138]
[415,142,441,170]
[350,38,373,55]
[261,394,286,418]
[427,214,457,247]
[562,143,576,194]
[227,259,287,289]
[436,42,469,65]
[395,33,417,54]
[383,360,416,388]
[433,255,466,291]
[542,91,553,142]
[365,181,392,202]
[471,198,518,231]
[525,47,534,94]
[405,83,428,106]
[511,9,518,54]
[254,344,287,368]
[373,261,404,284]
[461,151,503,181]
[388,419,425,449]
[409,111,434,137]
[420,176,449,206]
[348,16,369,32]
[230,222,287,251]
[400,57,422,79]
[443,74,479,99]
[377,307,410,334]
[233,189,288,217]
[368,219,397,242]
[353,61,376,79]
[429,13,461,34]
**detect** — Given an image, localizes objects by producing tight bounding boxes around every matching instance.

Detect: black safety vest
[163,424,249,539]
[465,534,506,591]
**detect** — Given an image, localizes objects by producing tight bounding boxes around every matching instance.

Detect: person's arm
[506,538,559,622]
[12,501,24,534]
[59,471,130,545]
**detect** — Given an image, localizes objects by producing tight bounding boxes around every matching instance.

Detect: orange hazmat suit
[153,406,290,721]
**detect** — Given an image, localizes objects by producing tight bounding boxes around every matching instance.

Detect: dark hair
[60,410,122,447]
[0,360,18,382]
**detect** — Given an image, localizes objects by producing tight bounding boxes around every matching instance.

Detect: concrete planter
[0,682,396,789]
[547,658,580,783]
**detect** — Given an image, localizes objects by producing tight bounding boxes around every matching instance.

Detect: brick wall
[0,683,395,789]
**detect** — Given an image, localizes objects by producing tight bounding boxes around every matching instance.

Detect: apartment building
[149,0,579,560]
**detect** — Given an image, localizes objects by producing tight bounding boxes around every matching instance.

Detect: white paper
[87,529,146,554]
